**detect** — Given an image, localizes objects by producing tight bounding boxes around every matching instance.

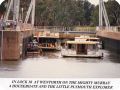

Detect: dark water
[0,50,120,78]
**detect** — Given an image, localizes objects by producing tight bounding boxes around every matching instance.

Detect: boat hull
[62,54,103,59]
[40,47,61,51]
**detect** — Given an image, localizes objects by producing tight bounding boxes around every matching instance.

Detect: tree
[92,5,99,26]
[1,0,120,26]
[0,1,7,18]
[82,0,95,25]
[105,0,120,26]
[35,0,95,26]
[92,0,120,26]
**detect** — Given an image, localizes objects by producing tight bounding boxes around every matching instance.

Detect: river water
[0,49,120,78]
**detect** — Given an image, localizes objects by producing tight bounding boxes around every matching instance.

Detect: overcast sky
[90,0,120,5]
[0,0,120,5]
[0,0,4,5]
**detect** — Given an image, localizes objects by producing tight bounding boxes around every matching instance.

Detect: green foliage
[35,0,95,26]
[92,5,99,26]
[92,0,120,26]
[0,1,6,16]
[0,0,120,26]
[105,0,120,26]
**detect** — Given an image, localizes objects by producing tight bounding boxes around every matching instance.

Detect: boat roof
[66,41,99,45]
[75,36,99,40]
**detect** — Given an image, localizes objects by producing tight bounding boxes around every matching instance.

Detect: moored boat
[61,36,103,58]
[26,40,41,56]
[34,31,61,51]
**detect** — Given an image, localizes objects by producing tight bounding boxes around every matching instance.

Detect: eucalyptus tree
[0,0,7,18]
[105,0,120,26]
[92,0,120,26]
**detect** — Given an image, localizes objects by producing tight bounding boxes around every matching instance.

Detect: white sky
[90,0,120,5]
[0,0,4,5]
[0,0,120,5]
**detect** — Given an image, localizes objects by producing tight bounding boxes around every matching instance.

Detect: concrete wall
[0,30,33,60]
[97,31,120,54]
[97,31,120,40]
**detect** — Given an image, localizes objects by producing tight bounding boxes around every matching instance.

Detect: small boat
[61,36,103,58]
[26,40,41,56]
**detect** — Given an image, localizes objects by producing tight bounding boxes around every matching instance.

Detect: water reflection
[0,60,21,71]
[0,50,120,78]
[108,52,120,63]
[39,50,120,63]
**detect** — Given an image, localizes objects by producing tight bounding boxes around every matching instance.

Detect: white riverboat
[61,36,103,58]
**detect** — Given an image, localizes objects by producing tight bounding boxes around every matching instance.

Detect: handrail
[35,26,96,33]
[97,26,120,32]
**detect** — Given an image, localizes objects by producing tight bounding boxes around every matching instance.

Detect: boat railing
[87,48,102,56]
[35,26,96,33]
[62,47,101,56]
[87,49,97,55]
[97,26,120,32]
[61,48,76,55]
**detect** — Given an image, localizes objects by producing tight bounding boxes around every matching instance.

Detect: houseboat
[61,36,103,58]
[34,31,61,51]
